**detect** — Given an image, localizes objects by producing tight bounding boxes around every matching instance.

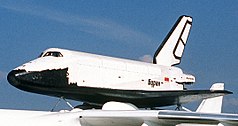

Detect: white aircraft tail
[196,83,224,113]
[153,15,192,66]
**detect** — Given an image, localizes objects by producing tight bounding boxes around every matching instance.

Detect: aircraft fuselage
[7,48,197,107]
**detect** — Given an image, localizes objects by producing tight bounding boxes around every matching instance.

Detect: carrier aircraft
[7,15,231,108]
[0,83,238,126]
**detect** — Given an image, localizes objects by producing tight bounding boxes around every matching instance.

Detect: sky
[0,0,238,112]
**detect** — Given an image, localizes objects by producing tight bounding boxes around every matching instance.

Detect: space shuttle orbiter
[7,15,231,108]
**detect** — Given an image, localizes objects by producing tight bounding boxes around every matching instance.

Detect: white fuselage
[15,48,195,91]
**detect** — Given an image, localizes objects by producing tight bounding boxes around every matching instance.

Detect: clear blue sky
[0,0,237,112]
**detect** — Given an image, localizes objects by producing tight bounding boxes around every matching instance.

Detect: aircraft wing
[79,110,238,126]
[158,110,238,125]
[70,87,232,108]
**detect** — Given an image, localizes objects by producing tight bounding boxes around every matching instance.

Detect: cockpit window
[40,51,63,57]
[38,52,44,57]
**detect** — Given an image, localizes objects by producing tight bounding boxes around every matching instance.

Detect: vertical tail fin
[196,83,224,113]
[153,15,192,66]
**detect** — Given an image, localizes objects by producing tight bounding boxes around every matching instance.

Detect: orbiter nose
[7,69,27,88]
[7,68,69,90]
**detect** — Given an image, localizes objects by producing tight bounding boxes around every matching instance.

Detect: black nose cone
[7,68,69,89]
[7,68,70,100]
[7,70,27,88]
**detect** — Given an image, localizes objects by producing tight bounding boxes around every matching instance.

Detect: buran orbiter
[7,15,231,108]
